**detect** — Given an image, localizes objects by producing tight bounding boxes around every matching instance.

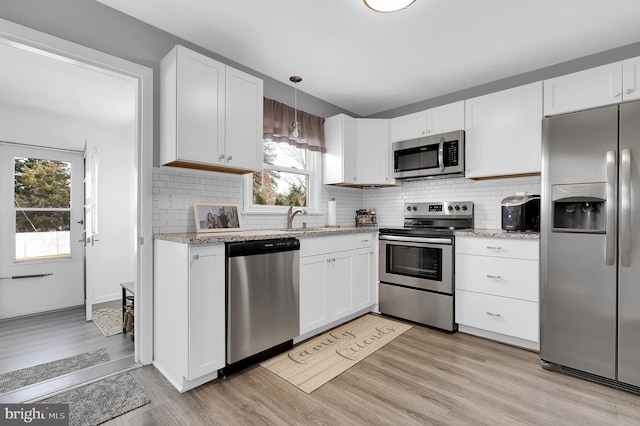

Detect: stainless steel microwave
[392,130,465,179]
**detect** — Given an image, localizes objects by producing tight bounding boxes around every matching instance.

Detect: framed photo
[194,202,243,233]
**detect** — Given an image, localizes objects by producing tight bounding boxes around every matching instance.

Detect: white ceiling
[0,42,136,128]
[96,0,640,116]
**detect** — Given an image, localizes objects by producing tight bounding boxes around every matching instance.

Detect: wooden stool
[120,281,135,339]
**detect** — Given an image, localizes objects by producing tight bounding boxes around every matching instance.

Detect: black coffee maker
[501,194,541,232]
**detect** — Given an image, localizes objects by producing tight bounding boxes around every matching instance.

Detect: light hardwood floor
[107,318,640,426]
[0,301,134,374]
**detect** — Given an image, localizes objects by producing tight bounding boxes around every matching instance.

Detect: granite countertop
[454,228,539,239]
[154,226,378,245]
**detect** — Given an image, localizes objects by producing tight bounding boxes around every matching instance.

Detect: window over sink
[244,139,321,213]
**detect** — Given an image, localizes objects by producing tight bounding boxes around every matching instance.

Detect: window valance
[263,98,326,153]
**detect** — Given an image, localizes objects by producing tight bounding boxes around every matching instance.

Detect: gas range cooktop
[379,202,474,237]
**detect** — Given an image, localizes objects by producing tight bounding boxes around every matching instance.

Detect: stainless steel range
[378,202,473,332]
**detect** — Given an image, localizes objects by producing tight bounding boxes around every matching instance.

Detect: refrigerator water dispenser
[551,183,606,233]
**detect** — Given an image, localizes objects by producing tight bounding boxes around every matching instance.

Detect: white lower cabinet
[299,233,377,337]
[455,235,539,350]
[154,240,225,392]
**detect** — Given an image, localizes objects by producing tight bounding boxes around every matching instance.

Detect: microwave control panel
[443,140,459,167]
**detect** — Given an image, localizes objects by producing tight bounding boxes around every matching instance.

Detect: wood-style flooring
[0,301,134,374]
[105,317,640,425]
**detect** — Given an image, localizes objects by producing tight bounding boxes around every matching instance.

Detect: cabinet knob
[193,254,200,260]
[614,92,621,98]
[426,129,431,134]
[626,88,634,95]
[227,155,233,162]
[219,154,225,161]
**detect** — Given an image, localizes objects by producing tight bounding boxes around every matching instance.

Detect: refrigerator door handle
[621,148,632,267]
[606,150,616,265]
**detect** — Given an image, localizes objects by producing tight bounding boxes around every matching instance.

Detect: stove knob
[447,205,453,211]
[455,205,460,211]
[406,206,412,211]
[412,206,418,211]
[462,205,468,211]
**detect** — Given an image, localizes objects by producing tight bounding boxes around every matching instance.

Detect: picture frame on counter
[194,202,243,233]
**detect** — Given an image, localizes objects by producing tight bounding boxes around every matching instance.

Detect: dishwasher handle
[226,238,300,257]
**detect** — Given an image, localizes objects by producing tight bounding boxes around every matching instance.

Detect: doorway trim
[0,18,154,364]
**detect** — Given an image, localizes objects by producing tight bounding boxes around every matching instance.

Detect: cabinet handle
[218,154,225,161]
[486,312,502,318]
[227,155,233,162]
[193,254,200,260]
[370,251,374,255]
[626,88,634,95]
[486,274,501,279]
[614,91,621,98]
[486,246,502,250]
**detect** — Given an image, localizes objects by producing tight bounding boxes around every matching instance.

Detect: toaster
[501,194,541,232]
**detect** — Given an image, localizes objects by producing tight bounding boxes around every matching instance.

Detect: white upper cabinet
[389,110,427,142]
[464,82,543,179]
[354,118,393,185]
[389,101,464,142]
[543,56,640,116]
[160,45,263,174]
[323,114,393,186]
[622,56,640,102]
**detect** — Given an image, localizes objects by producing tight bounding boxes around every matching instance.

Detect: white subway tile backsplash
[152,166,540,234]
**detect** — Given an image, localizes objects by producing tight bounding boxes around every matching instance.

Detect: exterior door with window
[0,144,84,319]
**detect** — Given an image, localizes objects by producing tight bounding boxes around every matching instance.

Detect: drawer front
[455,290,539,342]
[456,236,539,260]
[456,254,539,302]
[300,233,375,257]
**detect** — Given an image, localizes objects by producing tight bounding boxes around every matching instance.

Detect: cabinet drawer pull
[193,254,200,260]
[626,88,634,95]
[486,311,502,318]
[614,91,621,98]
[486,246,502,250]
[486,274,502,279]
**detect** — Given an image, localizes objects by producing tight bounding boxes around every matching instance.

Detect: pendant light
[290,76,302,139]
[363,0,415,13]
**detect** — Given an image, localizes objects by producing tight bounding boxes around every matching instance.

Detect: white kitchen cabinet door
[354,247,375,311]
[225,66,263,171]
[427,101,465,135]
[323,114,356,185]
[299,254,331,335]
[160,45,263,173]
[329,252,356,321]
[161,45,225,166]
[390,110,428,142]
[543,62,623,116]
[187,244,226,380]
[465,82,542,178]
[623,56,640,102]
[354,118,393,185]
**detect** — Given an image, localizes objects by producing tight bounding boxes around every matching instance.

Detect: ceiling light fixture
[363,0,416,13]
[290,75,302,139]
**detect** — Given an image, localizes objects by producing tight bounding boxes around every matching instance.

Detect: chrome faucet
[286,205,307,230]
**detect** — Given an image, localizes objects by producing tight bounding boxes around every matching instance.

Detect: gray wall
[3,0,640,135]
[0,0,353,167]
[369,41,640,119]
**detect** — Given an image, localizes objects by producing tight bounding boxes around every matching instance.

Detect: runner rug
[260,314,411,393]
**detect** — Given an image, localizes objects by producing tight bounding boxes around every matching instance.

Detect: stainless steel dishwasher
[226,238,300,369]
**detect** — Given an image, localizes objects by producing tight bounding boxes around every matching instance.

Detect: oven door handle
[379,235,452,245]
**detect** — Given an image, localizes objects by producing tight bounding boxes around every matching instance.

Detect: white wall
[0,103,135,314]
[152,166,540,233]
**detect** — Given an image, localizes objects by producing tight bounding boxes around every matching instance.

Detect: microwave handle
[439,137,445,172]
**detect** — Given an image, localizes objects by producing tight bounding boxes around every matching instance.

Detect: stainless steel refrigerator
[540,101,640,390]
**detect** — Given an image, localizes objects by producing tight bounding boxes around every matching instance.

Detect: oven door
[379,235,453,294]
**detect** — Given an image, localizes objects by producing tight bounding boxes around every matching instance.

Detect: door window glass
[14,157,72,261]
